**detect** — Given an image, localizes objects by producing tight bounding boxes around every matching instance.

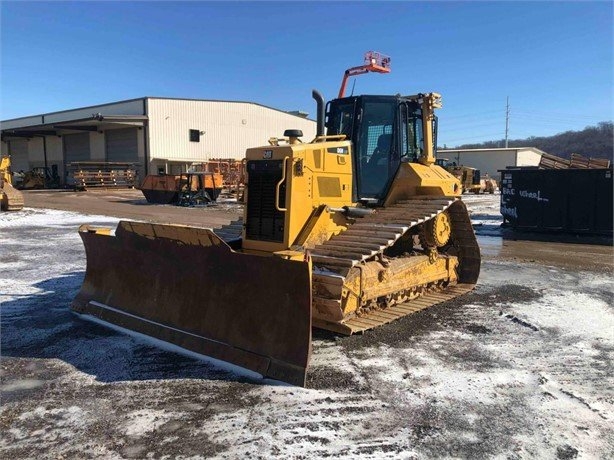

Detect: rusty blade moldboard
[72,221,312,386]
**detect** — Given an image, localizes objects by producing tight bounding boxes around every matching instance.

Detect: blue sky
[1,1,612,146]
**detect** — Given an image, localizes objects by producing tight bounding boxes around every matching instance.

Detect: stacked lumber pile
[569,153,610,169]
[68,162,138,190]
[539,153,610,170]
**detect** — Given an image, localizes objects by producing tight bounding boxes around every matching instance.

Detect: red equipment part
[338,51,391,98]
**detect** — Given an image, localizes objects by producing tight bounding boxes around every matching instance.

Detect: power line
[442,121,507,132]
[440,101,609,146]
[442,132,505,143]
[513,120,598,129]
[440,117,506,127]
[440,109,506,120]
[513,109,608,120]
[513,113,605,123]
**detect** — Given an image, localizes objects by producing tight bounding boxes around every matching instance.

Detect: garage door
[8,140,29,171]
[64,133,91,163]
[106,128,138,162]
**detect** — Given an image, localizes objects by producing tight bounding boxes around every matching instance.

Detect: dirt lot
[1,190,613,459]
[20,189,243,228]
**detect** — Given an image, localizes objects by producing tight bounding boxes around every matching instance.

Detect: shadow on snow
[1,272,267,386]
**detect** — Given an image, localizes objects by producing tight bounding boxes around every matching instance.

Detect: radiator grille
[245,160,286,242]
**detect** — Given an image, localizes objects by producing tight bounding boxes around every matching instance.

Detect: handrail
[275,156,289,212]
[312,134,347,142]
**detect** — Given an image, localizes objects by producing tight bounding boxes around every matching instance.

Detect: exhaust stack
[312,90,325,137]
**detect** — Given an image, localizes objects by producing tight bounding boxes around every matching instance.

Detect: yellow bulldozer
[72,53,480,386]
[1,156,25,211]
[436,158,497,194]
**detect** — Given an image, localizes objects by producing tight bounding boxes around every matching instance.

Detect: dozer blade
[1,182,24,211]
[72,221,312,386]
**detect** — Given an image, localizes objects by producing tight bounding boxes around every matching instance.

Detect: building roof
[1,96,315,128]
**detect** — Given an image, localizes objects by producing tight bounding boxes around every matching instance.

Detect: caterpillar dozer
[436,158,498,195]
[72,53,480,386]
[1,156,25,211]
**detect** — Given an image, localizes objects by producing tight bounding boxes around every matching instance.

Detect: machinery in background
[0,156,25,211]
[338,51,390,98]
[480,174,498,194]
[140,171,222,205]
[72,52,480,386]
[194,159,246,198]
[17,166,61,190]
[435,158,497,194]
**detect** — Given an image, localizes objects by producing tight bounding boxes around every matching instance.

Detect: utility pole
[504,96,510,148]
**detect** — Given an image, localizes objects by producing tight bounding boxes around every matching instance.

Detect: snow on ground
[0,207,120,229]
[463,192,504,237]
[1,200,613,459]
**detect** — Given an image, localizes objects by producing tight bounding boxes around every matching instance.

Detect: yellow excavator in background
[72,53,480,386]
[1,156,25,211]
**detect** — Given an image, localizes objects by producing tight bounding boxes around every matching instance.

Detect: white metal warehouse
[0,97,317,184]
[437,147,545,177]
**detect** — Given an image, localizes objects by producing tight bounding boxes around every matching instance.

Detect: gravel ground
[1,193,613,459]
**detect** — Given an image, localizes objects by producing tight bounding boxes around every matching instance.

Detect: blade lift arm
[405,92,442,166]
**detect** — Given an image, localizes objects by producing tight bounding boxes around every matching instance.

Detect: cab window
[401,105,424,161]
[358,101,397,197]
[326,101,355,139]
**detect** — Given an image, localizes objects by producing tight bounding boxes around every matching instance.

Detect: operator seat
[368,133,391,167]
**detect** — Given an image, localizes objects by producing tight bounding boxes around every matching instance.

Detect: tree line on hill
[449,121,613,160]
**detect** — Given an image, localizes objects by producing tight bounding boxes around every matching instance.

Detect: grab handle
[275,156,289,212]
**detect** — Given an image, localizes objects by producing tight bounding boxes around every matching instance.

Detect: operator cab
[325,95,437,204]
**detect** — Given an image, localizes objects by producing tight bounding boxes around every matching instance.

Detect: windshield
[357,100,397,198]
[327,97,424,202]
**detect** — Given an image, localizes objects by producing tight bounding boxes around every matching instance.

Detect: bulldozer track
[311,198,457,270]
[212,198,480,335]
[311,197,480,334]
[312,283,475,334]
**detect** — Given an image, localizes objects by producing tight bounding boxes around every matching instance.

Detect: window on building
[189,129,200,142]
